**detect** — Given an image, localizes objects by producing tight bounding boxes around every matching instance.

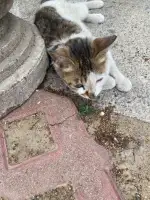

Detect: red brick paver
[0,90,122,200]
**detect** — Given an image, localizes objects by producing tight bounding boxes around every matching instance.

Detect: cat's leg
[102,75,116,91]
[107,51,132,92]
[70,2,89,21]
[85,0,104,10]
[84,13,104,24]
[73,0,104,23]
[83,0,104,23]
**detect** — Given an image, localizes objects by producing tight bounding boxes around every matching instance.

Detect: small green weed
[78,103,96,116]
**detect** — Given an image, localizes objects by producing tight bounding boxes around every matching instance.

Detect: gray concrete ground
[11,0,150,122]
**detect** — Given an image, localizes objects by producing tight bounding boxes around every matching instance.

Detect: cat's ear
[48,46,70,62]
[92,35,117,57]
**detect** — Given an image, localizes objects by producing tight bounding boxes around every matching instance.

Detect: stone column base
[0,12,48,118]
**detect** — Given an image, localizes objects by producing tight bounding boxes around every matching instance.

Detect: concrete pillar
[0,0,48,119]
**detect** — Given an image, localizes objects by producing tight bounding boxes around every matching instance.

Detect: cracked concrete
[50,113,77,126]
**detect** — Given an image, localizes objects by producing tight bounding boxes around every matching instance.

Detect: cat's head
[49,35,117,99]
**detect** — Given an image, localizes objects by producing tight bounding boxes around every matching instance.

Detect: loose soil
[82,106,150,200]
[31,184,75,200]
[3,112,57,165]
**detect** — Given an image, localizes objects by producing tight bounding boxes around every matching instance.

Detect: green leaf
[78,103,96,116]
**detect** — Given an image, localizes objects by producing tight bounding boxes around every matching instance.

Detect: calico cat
[35,0,132,99]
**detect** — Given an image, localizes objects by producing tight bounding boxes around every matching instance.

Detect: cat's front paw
[85,13,104,24]
[89,1,104,9]
[95,13,105,24]
[116,77,132,92]
[86,0,104,9]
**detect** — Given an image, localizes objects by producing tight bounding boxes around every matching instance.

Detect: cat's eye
[75,84,84,88]
[96,78,103,83]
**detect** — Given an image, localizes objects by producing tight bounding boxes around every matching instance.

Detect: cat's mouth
[67,84,99,100]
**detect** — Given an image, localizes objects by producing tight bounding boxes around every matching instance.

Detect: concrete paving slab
[0,90,121,200]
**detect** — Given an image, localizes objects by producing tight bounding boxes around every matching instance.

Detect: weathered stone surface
[0,0,13,19]
[0,0,49,119]
[0,14,9,39]
[0,24,48,119]
[0,13,24,62]
[0,16,34,82]
[10,0,41,22]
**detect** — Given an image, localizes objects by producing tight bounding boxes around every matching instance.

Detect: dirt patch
[3,112,57,165]
[82,106,150,200]
[31,184,75,200]
[83,107,140,150]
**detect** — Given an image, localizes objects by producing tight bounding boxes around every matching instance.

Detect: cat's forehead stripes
[66,38,93,79]
[67,38,91,59]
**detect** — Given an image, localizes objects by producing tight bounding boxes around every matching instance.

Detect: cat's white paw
[86,1,104,9]
[116,77,132,92]
[94,0,104,8]
[93,14,105,24]
[85,13,104,24]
